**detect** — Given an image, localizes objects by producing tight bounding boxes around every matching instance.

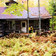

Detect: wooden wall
[0,19,49,36]
[29,19,49,32]
[4,20,21,35]
[41,19,49,31]
[15,21,21,30]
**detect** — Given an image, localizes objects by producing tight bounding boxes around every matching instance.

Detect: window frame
[34,20,39,27]
[9,21,16,30]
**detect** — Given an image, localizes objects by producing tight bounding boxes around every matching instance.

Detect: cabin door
[21,21,26,33]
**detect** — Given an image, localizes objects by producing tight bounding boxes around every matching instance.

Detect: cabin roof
[0,7,52,19]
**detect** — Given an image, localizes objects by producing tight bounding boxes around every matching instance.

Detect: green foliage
[0,37,56,56]
[47,1,56,30]
[44,0,56,30]
[50,16,56,30]
[44,52,52,56]
[2,3,25,16]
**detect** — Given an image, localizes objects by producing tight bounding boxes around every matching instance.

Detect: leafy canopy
[2,3,25,16]
[49,1,56,30]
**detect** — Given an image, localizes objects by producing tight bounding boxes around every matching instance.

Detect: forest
[0,0,56,56]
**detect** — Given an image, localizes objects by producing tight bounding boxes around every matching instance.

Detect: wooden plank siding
[41,19,49,31]
[0,20,4,36]
[4,21,11,35]
[4,20,27,35]
[15,21,21,30]
[4,20,21,35]
[0,19,50,36]
[28,19,49,32]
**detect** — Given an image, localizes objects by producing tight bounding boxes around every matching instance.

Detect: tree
[2,3,25,16]
[48,0,56,30]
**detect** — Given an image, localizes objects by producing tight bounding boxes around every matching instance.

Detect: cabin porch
[0,19,50,36]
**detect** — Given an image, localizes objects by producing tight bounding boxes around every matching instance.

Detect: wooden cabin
[0,7,52,36]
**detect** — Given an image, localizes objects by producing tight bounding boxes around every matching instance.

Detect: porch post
[38,0,41,33]
[27,0,29,37]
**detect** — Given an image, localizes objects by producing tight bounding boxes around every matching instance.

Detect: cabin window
[22,22,25,27]
[34,21,39,28]
[9,21,16,30]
